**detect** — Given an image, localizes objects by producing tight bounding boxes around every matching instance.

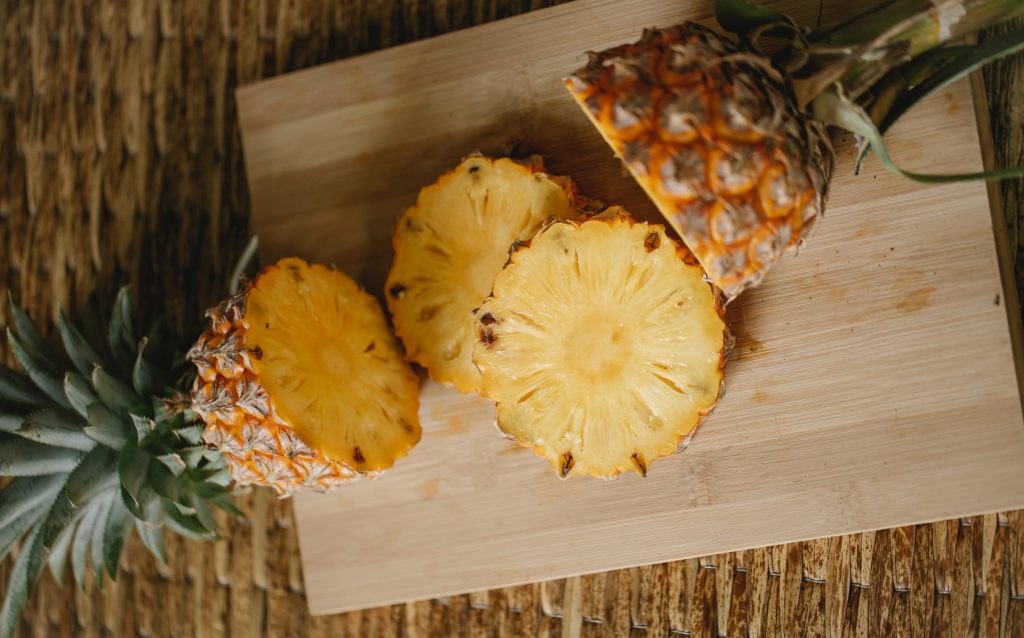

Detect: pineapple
[565,23,831,301]
[189,257,421,494]
[566,0,1024,300]
[0,289,239,635]
[385,155,582,394]
[472,208,727,478]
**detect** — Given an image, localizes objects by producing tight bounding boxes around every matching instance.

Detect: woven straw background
[1,1,1023,636]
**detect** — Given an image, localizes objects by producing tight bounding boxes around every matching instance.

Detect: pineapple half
[189,257,421,494]
[385,155,582,394]
[472,208,727,478]
[565,23,832,301]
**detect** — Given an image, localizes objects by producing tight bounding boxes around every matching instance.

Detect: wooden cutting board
[236,0,1024,615]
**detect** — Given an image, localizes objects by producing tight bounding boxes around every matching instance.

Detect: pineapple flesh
[472,208,727,478]
[190,257,421,494]
[565,23,832,300]
[385,155,581,394]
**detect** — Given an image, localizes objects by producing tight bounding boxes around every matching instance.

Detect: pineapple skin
[565,23,833,300]
[473,209,729,479]
[189,258,420,495]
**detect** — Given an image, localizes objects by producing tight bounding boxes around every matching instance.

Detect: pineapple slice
[191,257,421,493]
[385,155,581,394]
[472,209,727,478]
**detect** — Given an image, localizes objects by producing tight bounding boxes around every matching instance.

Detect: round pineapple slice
[189,257,421,494]
[385,155,581,394]
[472,208,727,478]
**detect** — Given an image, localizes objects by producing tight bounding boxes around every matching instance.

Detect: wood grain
[235,0,1024,617]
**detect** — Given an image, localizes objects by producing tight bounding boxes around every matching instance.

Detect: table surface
[1,1,1022,636]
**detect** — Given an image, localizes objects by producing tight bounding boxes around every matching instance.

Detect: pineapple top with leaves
[0,289,238,637]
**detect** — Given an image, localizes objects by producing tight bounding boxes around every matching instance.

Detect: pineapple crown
[0,288,239,637]
[716,0,1024,182]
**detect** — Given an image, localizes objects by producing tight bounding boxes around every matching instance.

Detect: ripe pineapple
[566,1,1024,299]
[472,208,727,478]
[0,289,238,635]
[385,155,582,394]
[565,23,831,300]
[190,257,421,494]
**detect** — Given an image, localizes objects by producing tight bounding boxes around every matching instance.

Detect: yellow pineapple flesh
[189,257,421,494]
[385,155,581,394]
[472,208,727,478]
[565,23,832,300]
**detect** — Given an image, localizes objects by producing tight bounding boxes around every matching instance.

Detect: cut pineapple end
[473,209,726,478]
[386,156,580,394]
[245,258,421,472]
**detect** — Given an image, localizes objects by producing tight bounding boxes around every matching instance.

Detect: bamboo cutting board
[236,0,1024,615]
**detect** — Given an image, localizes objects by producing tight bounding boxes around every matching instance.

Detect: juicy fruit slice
[472,209,727,478]
[386,155,581,393]
[191,257,421,493]
[565,23,832,300]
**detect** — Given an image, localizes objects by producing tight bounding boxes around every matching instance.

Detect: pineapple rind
[473,209,727,478]
[565,23,832,300]
[386,155,581,394]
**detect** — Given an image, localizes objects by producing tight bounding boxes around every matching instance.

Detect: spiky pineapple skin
[190,258,420,495]
[566,23,833,299]
[189,290,357,495]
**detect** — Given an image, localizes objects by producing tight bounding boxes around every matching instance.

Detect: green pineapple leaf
[63,372,97,418]
[17,408,95,451]
[0,435,84,475]
[58,307,106,377]
[84,403,130,449]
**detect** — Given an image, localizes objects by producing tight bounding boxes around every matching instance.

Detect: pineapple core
[244,258,420,472]
[473,210,726,478]
[386,156,579,394]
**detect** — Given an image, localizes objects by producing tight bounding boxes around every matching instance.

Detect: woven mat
[1,1,1023,636]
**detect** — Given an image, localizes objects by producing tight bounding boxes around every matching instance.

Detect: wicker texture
[1,1,1022,636]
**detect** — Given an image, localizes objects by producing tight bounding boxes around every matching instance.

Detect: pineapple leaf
[58,307,106,377]
[79,294,108,361]
[71,496,104,590]
[134,499,167,564]
[714,0,794,37]
[0,434,84,475]
[84,403,130,449]
[191,494,215,531]
[148,463,186,502]
[107,287,136,372]
[866,29,1024,159]
[132,338,158,397]
[0,366,48,406]
[0,504,43,566]
[46,516,79,588]
[89,491,116,588]
[161,498,213,539]
[130,413,154,443]
[16,408,94,451]
[6,292,61,365]
[174,423,204,446]
[67,447,118,506]
[91,367,141,415]
[813,86,1024,182]
[0,474,65,532]
[0,402,30,433]
[0,523,44,638]
[156,453,187,476]
[63,372,97,418]
[118,442,155,519]
[102,495,133,579]
[210,494,244,518]
[6,329,71,409]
